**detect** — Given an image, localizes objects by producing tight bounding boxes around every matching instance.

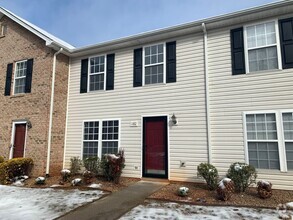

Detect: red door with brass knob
[143,116,168,178]
[13,124,26,158]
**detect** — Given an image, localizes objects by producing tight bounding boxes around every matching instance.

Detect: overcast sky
[0,0,279,47]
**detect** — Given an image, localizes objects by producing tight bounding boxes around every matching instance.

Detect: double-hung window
[245,111,293,172]
[282,112,293,170]
[89,56,106,91]
[143,44,165,85]
[82,120,120,159]
[83,121,99,159]
[14,60,27,94]
[246,113,280,169]
[244,21,281,73]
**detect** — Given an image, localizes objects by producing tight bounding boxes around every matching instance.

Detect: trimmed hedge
[0,158,33,184]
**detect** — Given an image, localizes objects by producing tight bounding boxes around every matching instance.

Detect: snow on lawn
[120,202,293,220]
[0,185,104,220]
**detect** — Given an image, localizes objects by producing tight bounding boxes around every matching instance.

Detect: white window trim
[243,19,283,74]
[243,110,292,172]
[13,59,27,95]
[9,121,28,159]
[142,42,166,86]
[87,55,107,92]
[81,119,121,159]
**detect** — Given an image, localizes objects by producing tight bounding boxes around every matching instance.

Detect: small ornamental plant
[70,157,82,176]
[60,169,71,182]
[257,180,272,199]
[197,163,218,190]
[226,162,257,192]
[217,178,234,201]
[71,178,82,186]
[0,156,4,163]
[0,158,33,184]
[35,177,46,185]
[101,149,125,184]
[178,187,189,197]
[83,170,94,184]
[83,157,100,176]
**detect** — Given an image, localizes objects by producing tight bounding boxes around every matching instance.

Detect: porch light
[171,113,178,125]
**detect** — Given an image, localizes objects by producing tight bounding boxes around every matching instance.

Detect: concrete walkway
[58,180,167,220]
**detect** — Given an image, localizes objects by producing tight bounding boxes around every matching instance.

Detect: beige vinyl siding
[65,34,208,181]
[208,22,293,190]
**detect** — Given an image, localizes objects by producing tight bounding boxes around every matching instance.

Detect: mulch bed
[148,181,293,209]
[22,176,140,192]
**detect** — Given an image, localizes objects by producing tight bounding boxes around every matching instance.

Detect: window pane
[102,141,118,155]
[90,74,104,91]
[283,113,293,141]
[14,78,26,94]
[102,120,119,140]
[90,56,105,74]
[84,121,99,141]
[286,142,293,170]
[248,142,279,169]
[83,142,98,159]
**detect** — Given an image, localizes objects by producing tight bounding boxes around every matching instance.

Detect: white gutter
[202,23,212,164]
[46,48,63,175]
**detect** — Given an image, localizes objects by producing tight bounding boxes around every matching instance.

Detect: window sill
[246,68,283,75]
[10,94,25,98]
[142,83,167,88]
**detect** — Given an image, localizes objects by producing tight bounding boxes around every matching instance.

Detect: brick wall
[0,16,69,176]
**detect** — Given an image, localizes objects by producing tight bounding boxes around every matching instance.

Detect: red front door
[143,116,168,178]
[13,124,26,158]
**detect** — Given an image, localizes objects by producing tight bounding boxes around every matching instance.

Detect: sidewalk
[58,180,167,220]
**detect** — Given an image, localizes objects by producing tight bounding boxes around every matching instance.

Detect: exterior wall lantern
[170,113,178,126]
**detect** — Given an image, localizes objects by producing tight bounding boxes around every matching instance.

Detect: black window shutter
[231,27,246,75]
[4,63,13,96]
[80,58,88,93]
[106,54,115,90]
[166,41,176,83]
[279,18,293,69]
[25,59,33,93]
[133,48,142,87]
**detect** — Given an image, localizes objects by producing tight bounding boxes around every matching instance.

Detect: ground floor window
[83,120,120,159]
[244,111,293,172]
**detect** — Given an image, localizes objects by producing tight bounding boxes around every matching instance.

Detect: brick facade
[0,16,69,176]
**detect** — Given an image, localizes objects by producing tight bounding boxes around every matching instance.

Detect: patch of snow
[259,180,270,186]
[61,169,71,174]
[0,185,103,220]
[218,178,231,189]
[11,180,24,187]
[234,163,242,171]
[71,178,82,186]
[107,154,120,159]
[120,202,293,220]
[286,202,293,209]
[36,177,45,181]
[50,184,62,188]
[88,183,102,189]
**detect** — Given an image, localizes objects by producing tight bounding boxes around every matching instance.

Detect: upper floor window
[244,21,281,73]
[14,60,27,94]
[143,44,165,85]
[89,56,106,91]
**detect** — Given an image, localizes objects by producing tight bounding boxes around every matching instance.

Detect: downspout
[46,47,63,175]
[202,23,212,164]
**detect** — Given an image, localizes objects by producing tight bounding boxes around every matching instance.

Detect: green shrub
[83,157,100,176]
[0,156,4,163]
[70,157,82,176]
[197,163,218,190]
[0,158,33,184]
[100,149,125,184]
[60,169,71,182]
[226,162,257,192]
